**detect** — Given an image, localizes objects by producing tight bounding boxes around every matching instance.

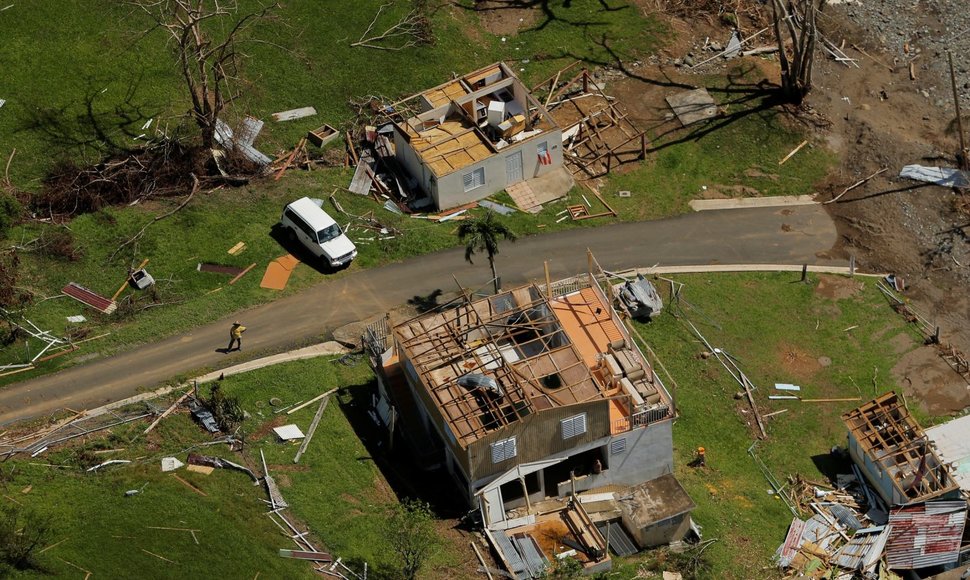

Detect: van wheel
[287,227,297,243]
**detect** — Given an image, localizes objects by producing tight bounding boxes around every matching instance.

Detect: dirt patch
[777,343,821,381]
[892,346,970,414]
[340,493,361,505]
[473,1,538,36]
[814,276,864,300]
[889,332,914,355]
[250,415,286,441]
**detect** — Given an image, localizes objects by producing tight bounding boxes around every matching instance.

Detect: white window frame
[491,437,517,463]
[463,167,485,192]
[561,413,588,440]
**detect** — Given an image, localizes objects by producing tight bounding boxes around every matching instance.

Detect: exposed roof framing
[843,392,959,503]
[394,282,606,447]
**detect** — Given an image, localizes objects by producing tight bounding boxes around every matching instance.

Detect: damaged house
[365,262,694,577]
[391,62,564,210]
[843,392,961,507]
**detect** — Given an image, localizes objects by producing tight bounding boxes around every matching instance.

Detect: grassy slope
[630,273,921,578]
[3,355,462,578]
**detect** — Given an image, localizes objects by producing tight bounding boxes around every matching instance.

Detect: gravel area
[838,0,970,110]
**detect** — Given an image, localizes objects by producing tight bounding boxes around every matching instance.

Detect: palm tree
[456,209,517,294]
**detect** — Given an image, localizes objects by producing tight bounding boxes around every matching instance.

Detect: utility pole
[948,51,969,170]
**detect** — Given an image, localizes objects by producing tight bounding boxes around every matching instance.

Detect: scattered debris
[273,424,305,441]
[774,383,801,391]
[227,241,247,255]
[187,453,258,481]
[287,388,340,415]
[66,315,86,323]
[899,164,970,188]
[86,459,131,472]
[272,107,317,122]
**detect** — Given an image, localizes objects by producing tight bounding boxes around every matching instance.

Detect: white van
[279,197,357,267]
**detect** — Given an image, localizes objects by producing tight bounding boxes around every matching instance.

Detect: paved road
[0,204,838,426]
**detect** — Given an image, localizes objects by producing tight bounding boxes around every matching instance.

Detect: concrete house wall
[434,131,563,210]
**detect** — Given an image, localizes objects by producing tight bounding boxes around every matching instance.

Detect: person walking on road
[227,321,246,352]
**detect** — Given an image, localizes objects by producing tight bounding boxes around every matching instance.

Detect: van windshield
[317,224,342,243]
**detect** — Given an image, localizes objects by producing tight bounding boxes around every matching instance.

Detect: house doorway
[506,151,523,184]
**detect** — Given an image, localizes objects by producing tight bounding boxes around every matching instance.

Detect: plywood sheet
[665,88,717,126]
[260,254,300,290]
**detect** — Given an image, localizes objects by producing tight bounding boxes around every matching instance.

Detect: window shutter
[491,437,517,463]
[561,413,587,439]
[610,438,627,455]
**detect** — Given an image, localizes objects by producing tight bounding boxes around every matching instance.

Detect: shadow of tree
[450,0,631,33]
[407,289,444,313]
[17,74,158,161]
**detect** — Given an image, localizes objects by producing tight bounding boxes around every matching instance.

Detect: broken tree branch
[824,167,888,204]
[108,174,199,263]
[351,3,432,51]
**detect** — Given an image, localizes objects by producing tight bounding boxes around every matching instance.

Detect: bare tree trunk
[132,0,279,150]
[772,0,819,104]
[489,255,500,294]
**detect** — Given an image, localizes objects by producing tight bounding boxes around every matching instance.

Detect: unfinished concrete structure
[365,257,692,577]
[843,392,961,507]
[391,62,563,210]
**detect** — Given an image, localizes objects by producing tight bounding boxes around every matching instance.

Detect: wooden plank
[293,396,330,463]
[278,549,333,562]
[271,107,317,122]
[287,387,340,415]
[170,474,207,496]
[144,387,193,434]
[228,263,257,285]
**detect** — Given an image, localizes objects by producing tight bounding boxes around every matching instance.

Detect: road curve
[0,204,838,426]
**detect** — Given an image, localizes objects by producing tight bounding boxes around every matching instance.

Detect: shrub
[0,193,21,238]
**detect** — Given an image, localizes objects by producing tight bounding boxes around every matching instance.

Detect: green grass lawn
[624,272,924,578]
[1,355,463,579]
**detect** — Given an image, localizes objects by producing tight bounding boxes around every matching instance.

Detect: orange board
[260,254,300,290]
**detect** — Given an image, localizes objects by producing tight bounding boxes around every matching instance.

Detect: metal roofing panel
[492,529,529,579]
[597,522,639,557]
[775,518,806,567]
[833,526,890,571]
[886,502,967,570]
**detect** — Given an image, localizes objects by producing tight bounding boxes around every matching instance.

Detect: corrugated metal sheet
[886,501,967,570]
[513,534,548,578]
[833,526,890,571]
[775,518,806,567]
[597,522,639,557]
[492,529,529,579]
